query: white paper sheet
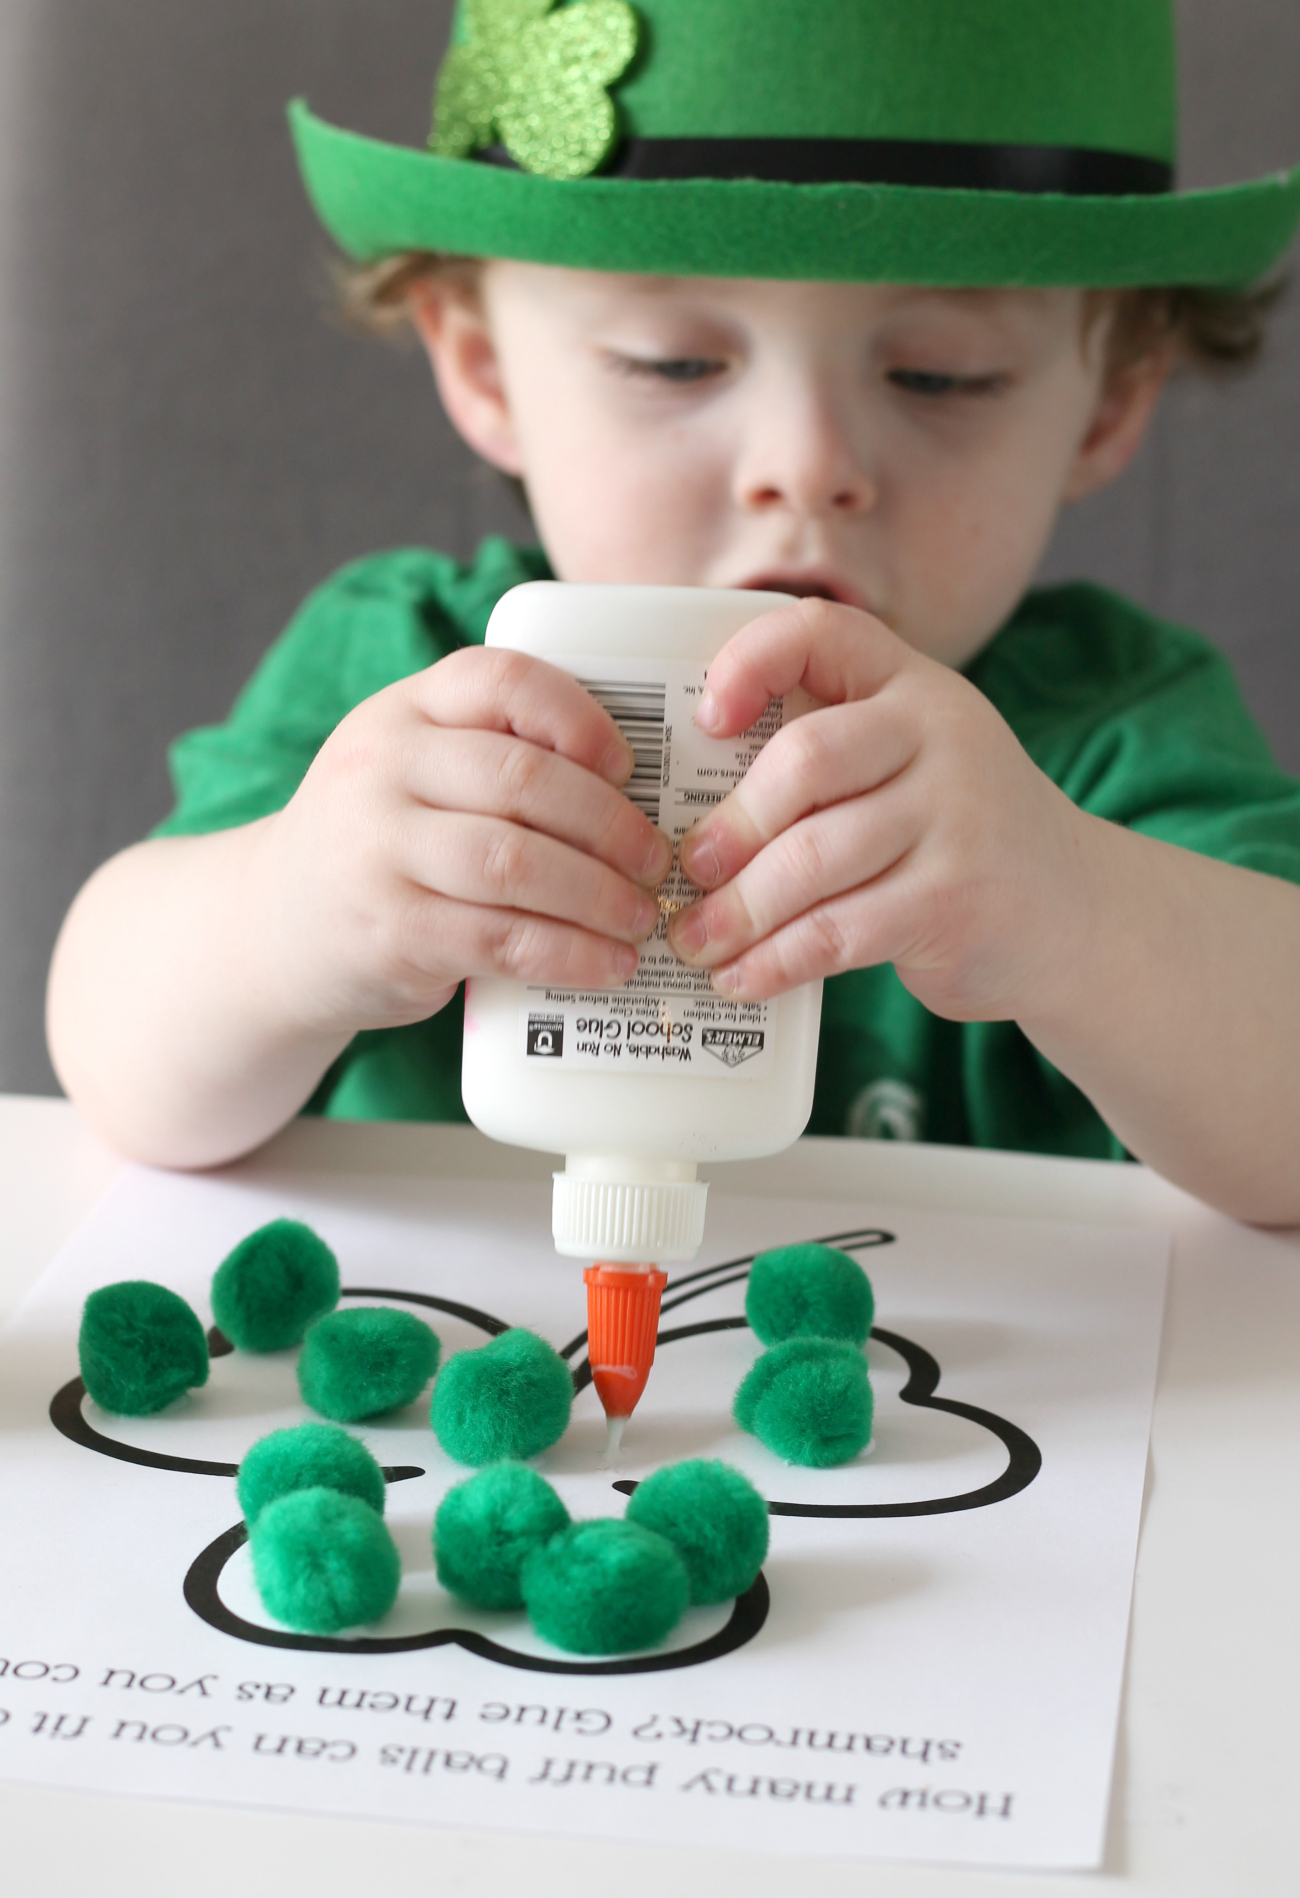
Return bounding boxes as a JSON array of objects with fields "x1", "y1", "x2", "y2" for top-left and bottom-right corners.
[{"x1": 0, "y1": 1162, "x2": 1167, "y2": 1871}]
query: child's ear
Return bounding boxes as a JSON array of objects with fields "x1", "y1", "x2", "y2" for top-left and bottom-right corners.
[
  {"x1": 410, "y1": 280, "x2": 525, "y2": 477},
  {"x1": 1063, "y1": 346, "x2": 1173, "y2": 502}
]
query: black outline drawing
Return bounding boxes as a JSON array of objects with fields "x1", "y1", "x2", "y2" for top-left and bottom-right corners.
[
  {"x1": 49, "y1": 1227, "x2": 1041, "y2": 1675},
  {"x1": 182, "y1": 1527, "x2": 770, "y2": 1677}
]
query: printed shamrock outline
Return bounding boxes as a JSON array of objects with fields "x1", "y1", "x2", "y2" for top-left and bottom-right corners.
[
  {"x1": 48, "y1": 1227, "x2": 1042, "y2": 1676},
  {"x1": 431, "y1": 0, "x2": 641, "y2": 181},
  {"x1": 51, "y1": 1286, "x2": 765, "y2": 1676}
]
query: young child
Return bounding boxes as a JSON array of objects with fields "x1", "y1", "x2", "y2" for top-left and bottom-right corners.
[{"x1": 46, "y1": 0, "x2": 1300, "y2": 1223}]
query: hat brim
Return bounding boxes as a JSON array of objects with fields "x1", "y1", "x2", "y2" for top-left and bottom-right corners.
[{"x1": 290, "y1": 101, "x2": 1300, "y2": 289}]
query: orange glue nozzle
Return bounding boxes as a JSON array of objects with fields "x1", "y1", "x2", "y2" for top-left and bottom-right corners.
[{"x1": 583, "y1": 1263, "x2": 669, "y2": 1426}]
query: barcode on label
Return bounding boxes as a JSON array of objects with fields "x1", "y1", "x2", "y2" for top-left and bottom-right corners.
[{"x1": 579, "y1": 678, "x2": 667, "y2": 824}]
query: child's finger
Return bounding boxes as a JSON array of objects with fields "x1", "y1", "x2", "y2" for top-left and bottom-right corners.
[
  {"x1": 400, "y1": 888, "x2": 640, "y2": 990},
  {"x1": 399, "y1": 810, "x2": 662, "y2": 946},
  {"x1": 679, "y1": 699, "x2": 915, "y2": 890},
  {"x1": 668, "y1": 781, "x2": 917, "y2": 970},
  {"x1": 697, "y1": 598, "x2": 910, "y2": 737},
  {"x1": 415, "y1": 647, "x2": 637, "y2": 785},
  {"x1": 403, "y1": 727, "x2": 673, "y2": 887},
  {"x1": 699, "y1": 866, "x2": 927, "y2": 1002}
]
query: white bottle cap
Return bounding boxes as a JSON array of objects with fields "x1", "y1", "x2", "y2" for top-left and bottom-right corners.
[{"x1": 552, "y1": 1155, "x2": 709, "y2": 1264}]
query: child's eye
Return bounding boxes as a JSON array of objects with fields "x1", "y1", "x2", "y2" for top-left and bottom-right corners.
[
  {"x1": 612, "y1": 355, "x2": 728, "y2": 384},
  {"x1": 888, "y1": 368, "x2": 1005, "y2": 398}
]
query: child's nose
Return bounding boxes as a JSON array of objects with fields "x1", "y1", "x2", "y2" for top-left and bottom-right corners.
[{"x1": 734, "y1": 395, "x2": 876, "y2": 521}]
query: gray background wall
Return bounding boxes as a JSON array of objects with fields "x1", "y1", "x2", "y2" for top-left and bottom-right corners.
[{"x1": 0, "y1": 0, "x2": 1296, "y2": 1096}]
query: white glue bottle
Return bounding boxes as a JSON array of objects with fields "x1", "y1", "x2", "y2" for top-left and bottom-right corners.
[{"x1": 461, "y1": 583, "x2": 823, "y2": 1450}]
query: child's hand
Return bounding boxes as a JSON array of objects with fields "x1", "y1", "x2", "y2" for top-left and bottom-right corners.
[
  {"x1": 252, "y1": 647, "x2": 673, "y2": 1035},
  {"x1": 666, "y1": 599, "x2": 1087, "y2": 1022}
]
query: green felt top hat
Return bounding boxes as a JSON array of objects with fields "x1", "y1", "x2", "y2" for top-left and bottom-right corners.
[{"x1": 289, "y1": 0, "x2": 1300, "y2": 287}]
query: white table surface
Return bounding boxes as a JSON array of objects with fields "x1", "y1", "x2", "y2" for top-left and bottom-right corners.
[{"x1": 1, "y1": 1093, "x2": 1296, "y2": 1898}]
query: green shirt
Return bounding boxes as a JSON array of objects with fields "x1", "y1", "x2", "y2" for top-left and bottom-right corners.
[{"x1": 155, "y1": 539, "x2": 1300, "y2": 1159}]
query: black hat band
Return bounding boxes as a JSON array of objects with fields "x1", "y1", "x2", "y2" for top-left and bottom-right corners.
[{"x1": 480, "y1": 138, "x2": 1174, "y2": 196}]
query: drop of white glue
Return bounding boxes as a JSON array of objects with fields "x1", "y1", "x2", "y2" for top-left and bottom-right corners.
[{"x1": 601, "y1": 1415, "x2": 628, "y2": 1466}]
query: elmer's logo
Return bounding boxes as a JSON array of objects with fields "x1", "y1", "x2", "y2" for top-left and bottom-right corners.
[
  {"x1": 526, "y1": 1015, "x2": 565, "y2": 1059},
  {"x1": 701, "y1": 1028, "x2": 764, "y2": 1068}
]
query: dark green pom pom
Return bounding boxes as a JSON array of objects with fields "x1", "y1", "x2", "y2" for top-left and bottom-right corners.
[
  {"x1": 211, "y1": 1219, "x2": 340, "y2": 1353},
  {"x1": 298, "y1": 1307, "x2": 440, "y2": 1422},
  {"x1": 435, "y1": 1463, "x2": 570, "y2": 1610},
  {"x1": 431, "y1": 1329, "x2": 573, "y2": 1465},
  {"x1": 734, "y1": 1338, "x2": 873, "y2": 1467},
  {"x1": 522, "y1": 1519, "x2": 689, "y2": 1655},
  {"x1": 249, "y1": 1487, "x2": 401, "y2": 1632},
  {"x1": 78, "y1": 1280, "x2": 209, "y2": 1416},
  {"x1": 625, "y1": 1459, "x2": 769, "y2": 1604},
  {"x1": 237, "y1": 1422, "x2": 386, "y2": 1528},
  {"x1": 745, "y1": 1243, "x2": 874, "y2": 1347}
]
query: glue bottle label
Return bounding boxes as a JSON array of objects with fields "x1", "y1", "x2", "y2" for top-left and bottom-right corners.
[{"x1": 518, "y1": 657, "x2": 784, "y2": 1081}]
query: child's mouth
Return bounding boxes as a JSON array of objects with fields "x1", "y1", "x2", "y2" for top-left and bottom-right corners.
[{"x1": 740, "y1": 572, "x2": 867, "y2": 610}]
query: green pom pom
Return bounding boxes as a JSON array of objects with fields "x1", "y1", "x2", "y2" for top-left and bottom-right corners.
[
  {"x1": 249, "y1": 1487, "x2": 401, "y2": 1633},
  {"x1": 78, "y1": 1281, "x2": 209, "y2": 1416},
  {"x1": 522, "y1": 1520, "x2": 689, "y2": 1656},
  {"x1": 734, "y1": 1338, "x2": 873, "y2": 1468},
  {"x1": 431, "y1": 1329, "x2": 573, "y2": 1466},
  {"x1": 237, "y1": 1422, "x2": 386, "y2": 1529},
  {"x1": 625, "y1": 1459, "x2": 769, "y2": 1604},
  {"x1": 745, "y1": 1243, "x2": 874, "y2": 1347},
  {"x1": 211, "y1": 1219, "x2": 340, "y2": 1353},
  {"x1": 434, "y1": 1463, "x2": 570, "y2": 1610},
  {"x1": 298, "y1": 1307, "x2": 440, "y2": 1422}
]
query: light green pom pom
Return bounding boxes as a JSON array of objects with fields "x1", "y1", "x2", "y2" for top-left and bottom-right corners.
[
  {"x1": 237, "y1": 1422, "x2": 386, "y2": 1528},
  {"x1": 249, "y1": 1487, "x2": 400, "y2": 1633},
  {"x1": 298, "y1": 1307, "x2": 440, "y2": 1421},
  {"x1": 734, "y1": 1338, "x2": 873, "y2": 1468},
  {"x1": 745, "y1": 1243, "x2": 874, "y2": 1347},
  {"x1": 626, "y1": 1459, "x2": 769, "y2": 1604},
  {"x1": 431, "y1": 1329, "x2": 573, "y2": 1465},
  {"x1": 435, "y1": 1463, "x2": 570, "y2": 1610},
  {"x1": 522, "y1": 1519, "x2": 689, "y2": 1655},
  {"x1": 78, "y1": 1281, "x2": 209, "y2": 1416},
  {"x1": 211, "y1": 1219, "x2": 339, "y2": 1353}
]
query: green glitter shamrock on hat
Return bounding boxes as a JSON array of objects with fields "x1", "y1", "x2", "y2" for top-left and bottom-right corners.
[
  {"x1": 432, "y1": 0, "x2": 640, "y2": 182},
  {"x1": 289, "y1": 0, "x2": 1299, "y2": 287}
]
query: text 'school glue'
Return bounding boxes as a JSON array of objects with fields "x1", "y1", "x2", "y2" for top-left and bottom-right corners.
[{"x1": 461, "y1": 584, "x2": 823, "y2": 1448}]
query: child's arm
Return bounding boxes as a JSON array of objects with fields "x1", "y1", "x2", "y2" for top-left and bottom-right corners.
[
  {"x1": 668, "y1": 600, "x2": 1300, "y2": 1226},
  {"x1": 48, "y1": 649, "x2": 671, "y2": 1167}
]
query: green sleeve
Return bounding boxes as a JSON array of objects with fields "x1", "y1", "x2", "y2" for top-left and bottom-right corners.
[
  {"x1": 936, "y1": 583, "x2": 1300, "y2": 1161},
  {"x1": 152, "y1": 540, "x2": 545, "y2": 837},
  {"x1": 147, "y1": 538, "x2": 549, "y2": 1129},
  {"x1": 974, "y1": 584, "x2": 1300, "y2": 883}
]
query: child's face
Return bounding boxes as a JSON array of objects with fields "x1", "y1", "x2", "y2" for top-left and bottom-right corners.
[{"x1": 420, "y1": 266, "x2": 1162, "y2": 668}]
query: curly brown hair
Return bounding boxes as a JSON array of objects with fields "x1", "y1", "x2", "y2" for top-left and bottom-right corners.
[
  {"x1": 331, "y1": 250, "x2": 1286, "y2": 382},
  {"x1": 1087, "y1": 279, "x2": 1286, "y2": 378},
  {"x1": 330, "y1": 252, "x2": 484, "y2": 334}
]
